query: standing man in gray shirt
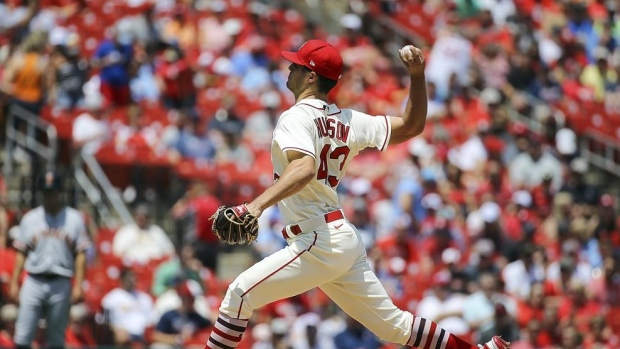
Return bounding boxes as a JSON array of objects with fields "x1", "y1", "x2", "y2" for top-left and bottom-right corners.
[{"x1": 8, "y1": 171, "x2": 91, "y2": 349}]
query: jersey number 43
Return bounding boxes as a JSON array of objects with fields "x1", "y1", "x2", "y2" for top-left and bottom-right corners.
[{"x1": 317, "y1": 144, "x2": 350, "y2": 187}]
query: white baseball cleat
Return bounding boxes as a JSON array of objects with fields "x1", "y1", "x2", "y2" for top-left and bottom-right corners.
[{"x1": 478, "y1": 336, "x2": 510, "y2": 349}]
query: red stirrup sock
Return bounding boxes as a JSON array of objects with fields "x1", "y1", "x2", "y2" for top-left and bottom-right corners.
[
  {"x1": 407, "y1": 316, "x2": 476, "y2": 349},
  {"x1": 205, "y1": 314, "x2": 248, "y2": 349}
]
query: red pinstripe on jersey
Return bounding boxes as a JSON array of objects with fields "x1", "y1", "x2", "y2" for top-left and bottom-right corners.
[
  {"x1": 380, "y1": 115, "x2": 390, "y2": 151},
  {"x1": 281, "y1": 146, "x2": 315, "y2": 158}
]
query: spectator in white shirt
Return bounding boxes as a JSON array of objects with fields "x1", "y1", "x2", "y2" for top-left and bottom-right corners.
[
  {"x1": 416, "y1": 271, "x2": 470, "y2": 335},
  {"x1": 112, "y1": 203, "x2": 175, "y2": 264},
  {"x1": 555, "y1": 126, "x2": 577, "y2": 162},
  {"x1": 71, "y1": 96, "x2": 109, "y2": 155},
  {"x1": 546, "y1": 239, "x2": 593, "y2": 286},
  {"x1": 462, "y1": 273, "x2": 517, "y2": 336},
  {"x1": 425, "y1": 29, "x2": 473, "y2": 101},
  {"x1": 508, "y1": 137, "x2": 563, "y2": 191},
  {"x1": 502, "y1": 244, "x2": 546, "y2": 300},
  {"x1": 448, "y1": 130, "x2": 488, "y2": 172},
  {"x1": 478, "y1": 0, "x2": 516, "y2": 26},
  {"x1": 101, "y1": 268, "x2": 155, "y2": 346},
  {"x1": 198, "y1": 1, "x2": 238, "y2": 53}
]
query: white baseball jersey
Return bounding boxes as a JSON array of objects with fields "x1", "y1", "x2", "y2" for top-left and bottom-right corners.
[{"x1": 272, "y1": 98, "x2": 391, "y2": 224}]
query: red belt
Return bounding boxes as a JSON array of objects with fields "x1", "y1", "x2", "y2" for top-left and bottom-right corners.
[{"x1": 282, "y1": 210, "x2": 344, "y2": 239}]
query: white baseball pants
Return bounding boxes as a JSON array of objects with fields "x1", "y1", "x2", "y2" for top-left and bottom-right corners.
[
  {"x1": 14, "y1": 274, "x2": 72, "y2": 347},
  {"x1": 219, "y1": 215, "x2": 415, "y2": 345}
]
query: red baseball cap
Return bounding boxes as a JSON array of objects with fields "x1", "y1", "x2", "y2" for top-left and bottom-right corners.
[
  {"x1": 281, "y1": 40, "x2": 343, "y2": 81},
  {"x1": 176, "y1": 282, "x2": 194, "y2": 299}
]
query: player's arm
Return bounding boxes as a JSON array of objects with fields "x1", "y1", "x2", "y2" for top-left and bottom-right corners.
[
  {"x1": 72, "y1": 220, "x2": 90, "y2": 303},
  {"x1": 9, "y1": 218, "x2": 31, "y2": 303},
  {"x1": 246, "y1": 151, "x2": 315, "y2": 218},
  {"x1": 388, "y1": 45, "x2": 428, "y2": 145},
  {"x1": 8, "y1": 250, "x2": 26, "y2": 302},
  {"x1": 72, "y1": 251, "x2": 86, "y2": 303}
]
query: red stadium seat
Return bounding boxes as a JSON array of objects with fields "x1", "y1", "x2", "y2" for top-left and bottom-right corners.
[
  {"x1": 95, "y1": 229, "x2": 116, "y2": 257},
  {"x1": 608, "y1": 307, "x2": 620, "y2": 334}
]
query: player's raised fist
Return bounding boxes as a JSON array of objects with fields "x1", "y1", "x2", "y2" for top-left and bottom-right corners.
[{"x1": 398, "y1": 45, "x2": 425, "y2": 76}]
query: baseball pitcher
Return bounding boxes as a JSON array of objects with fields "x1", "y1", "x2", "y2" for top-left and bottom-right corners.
[
  {"x1": 208, "y1": 40, "x2": 509, "y2": 349},
  {"x1": 9, "y1": 171, "x2": 90, "y2": 349}
]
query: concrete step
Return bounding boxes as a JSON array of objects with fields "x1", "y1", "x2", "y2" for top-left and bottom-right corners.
[{"x1": 287, "y1": 0, "x2": 347, "y2": 34}]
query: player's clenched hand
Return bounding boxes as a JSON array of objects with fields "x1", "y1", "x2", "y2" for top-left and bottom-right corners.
[{"x1": 399, "y1": 45, "x2": 425, "y2": 76}]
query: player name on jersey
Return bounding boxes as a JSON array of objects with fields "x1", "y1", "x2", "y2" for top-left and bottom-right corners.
[
  {"x1": 314, "y1": 117, "x2": 350, "y2": 142},
  {"x1": 32, "y1": 228, "x2": 74, "y2": 247}
]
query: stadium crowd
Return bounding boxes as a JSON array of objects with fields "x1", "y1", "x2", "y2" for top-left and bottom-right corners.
[{"x1": 0, "y1": 0, "x2": 620, "y2": 349}]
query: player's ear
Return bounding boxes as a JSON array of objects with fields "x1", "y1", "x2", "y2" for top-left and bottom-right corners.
[{"x1": 307, "y1": 71, "x2": 318, "y2": 84}]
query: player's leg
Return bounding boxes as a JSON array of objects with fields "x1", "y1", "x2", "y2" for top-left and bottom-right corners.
[
  {"x1": 14, "y1": 276, "x2": 46, "y2": 348},
  {"x1": 320, "y1": 256, "x2": 508, "y2": 349},
  {"x1": 44, "y1": 277, "x2": 72, "y2": 349},
  {"x1": 207, "y1": 230, "x2": 361, "y2": 349}
]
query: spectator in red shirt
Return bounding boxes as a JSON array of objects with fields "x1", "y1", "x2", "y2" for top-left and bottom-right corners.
[
  {"x1": 509, "y1": 319, "x2": 546, "y2": 349},
  {"x1": 531, "y1": 174, "x2": 555, "y2": 212},
  {"x1": 557, "y1": 280, "x2": 603, "y2": 332},
  {"x1": 375, "y1": 215, "x2": 418, "y2": 265},
  {"x1": 582, "y1": 315, "x2": 619, "y2": 349},
  {"x1": 515, "y1": 282, "x2": 545, "y2": 329},
  {"x1": 537, "y1": 304, "x2": 560, "y2": 347},
  {"x1": 474, "y1": 160, "x2": 512, "y2": 207},
  {"x1": 423, "y1": 227, "x2": 459, "y2": 266},
  {"x1": 65, "y1": 304, "x2": 96, "y2": 349},
  {"x1": 171, "y1": 181, "x2": 222, "y2": 271},
  {"x1": 156, "y1": 46, "x2": 196, "y2": 114},
  {"x1": 502, "y1": 191, "x2": 532, "y2": 242},
  {"x1": 0, "y1": 245, "x2": 16, "y2": 300},
  {"x1": 0, "y1": 212, "x2": 17, "y2": 299}
]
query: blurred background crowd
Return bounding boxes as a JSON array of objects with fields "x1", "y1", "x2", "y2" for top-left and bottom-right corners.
[{"x1": 0, "y1": 0, "x2": 620, "y2": 348}]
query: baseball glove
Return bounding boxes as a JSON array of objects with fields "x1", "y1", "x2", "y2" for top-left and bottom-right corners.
[{"x1": 209, "y1": 204, "x2": 259, "y2": 245}]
